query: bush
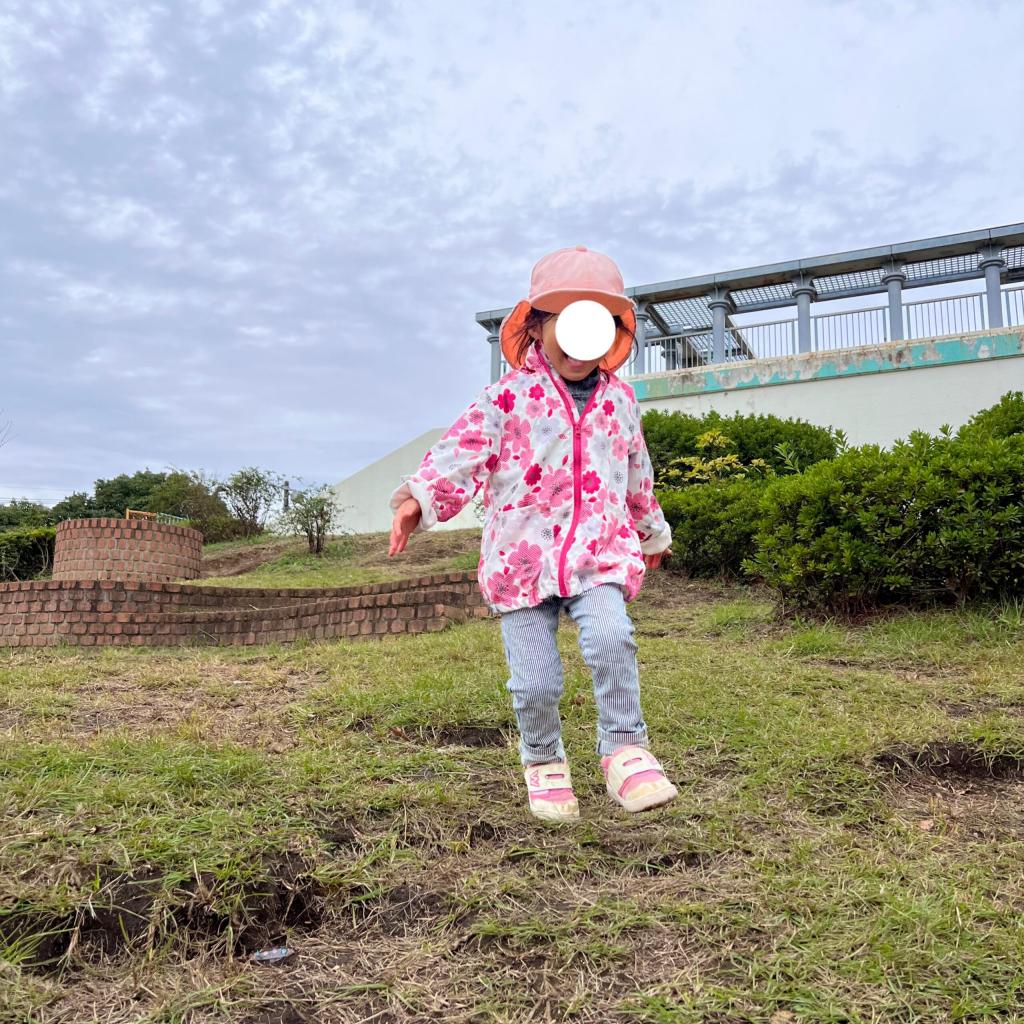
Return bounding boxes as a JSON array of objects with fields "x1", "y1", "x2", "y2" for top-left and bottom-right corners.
[
  {"x1": 745, "y1": 431, "x2": 1024, "y2": 613},
  {"x1": 0, "y1": 527, "x2": 56, "y2": 581},
  {"x1": 641, "y1": 408, "x2": 841, "y2": 485},
  {"x1": 958, "y1": 390, "x2": 1024, "y2": 440},
  {"x1": 277, "y1": 485, "x2": 344, "y2": 556},
  {"x1": 658, "y1": 477, "x2": 768, "y2": 578},
  {"x1": 200, "y1": 515, "x2": 253, "y2": 544}
]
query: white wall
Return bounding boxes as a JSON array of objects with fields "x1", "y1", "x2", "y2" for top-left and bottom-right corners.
[
  {"x1": 332, "y1": 429, "x2": 481, "y2": 535},
  {"x1": 641, "y1": 357, "x2": 1024, "y2": 445},
  {"x1": 630, "y1": 331, "x2": 1024, "y2": 446}
]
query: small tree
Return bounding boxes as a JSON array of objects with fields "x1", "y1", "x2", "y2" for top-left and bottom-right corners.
[
  {"x1": 148, "y1": 470, "x2": 235, "y2": 534},
  {"x1": 217, "y1": 467, "x2": 286, "y2": 537},
  {"x1": 279, "y1": 484, "x2": 343, "y2": 555},
  {"x1": 49, "y1": 492, "x2": 95, "y2": 522},
  {"x1": 92, "y1": 469, "x2": 168, "y2": 517}
]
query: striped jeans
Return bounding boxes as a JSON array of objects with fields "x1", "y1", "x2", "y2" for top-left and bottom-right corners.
[{"x1": 499, "y1": 583, "x2": 650, "y2": 765}]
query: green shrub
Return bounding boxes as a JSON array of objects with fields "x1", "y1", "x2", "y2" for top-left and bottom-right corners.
[
  {"x1": 958, "y1": 390, "x2": 1024, "y2": 440},
  {"x1": 200, "y1": 515, "x2": 253, "y2": 544},
  {"x1": 659, "y1": 477, "x2": 768, "y2": 578},
  {"x1": 0, "y1": 527, "x2": 56, "y2": 581},
  {"x1": 642, "y1": 408, "x2": 841, "y2": 485},
  {"x1": 745, "y1": 432, "x2": 1024, "y2": 613}
]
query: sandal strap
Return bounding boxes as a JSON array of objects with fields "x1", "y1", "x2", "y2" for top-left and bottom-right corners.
[
  {"x1": 606, "y1": 746, "x2": 663, "y2": 781},
  {"x1": 525, "y1": 762, "x2": 574, "y2": 792}
]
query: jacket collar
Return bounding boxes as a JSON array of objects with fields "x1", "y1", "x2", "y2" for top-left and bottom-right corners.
[{"x1": 523, "y1": 340, "x2": 610, "y2": 386}]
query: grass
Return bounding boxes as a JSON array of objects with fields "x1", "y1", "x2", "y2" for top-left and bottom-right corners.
[
  {"x1": 2, "y1": 559, "x2": 1024, "y2": 1021},
  {"x1": 199, "y1": 527, "x2": 481, "y2": 588}
]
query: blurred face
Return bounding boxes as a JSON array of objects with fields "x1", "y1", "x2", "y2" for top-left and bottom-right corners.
[{"x1": 531, "y1": 312, "x2": 603, "y2": 381}]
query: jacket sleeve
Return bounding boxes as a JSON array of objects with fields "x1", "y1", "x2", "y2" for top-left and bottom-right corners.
[
  {"x1": 389, "y1": 388, "x2": 503, "y2": 532},
  {"x1": 626, "y1": 411, "x2": 673, "y2": 556}
]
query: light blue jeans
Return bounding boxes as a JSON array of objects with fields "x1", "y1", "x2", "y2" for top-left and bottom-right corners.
[{"x1": 499, "y1": 583, "x2": 650, "y2": 765}]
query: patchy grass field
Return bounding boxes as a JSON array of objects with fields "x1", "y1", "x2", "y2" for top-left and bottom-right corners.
[{"x1": 3, "y1": 562, "x2": 1024, "y2": 1022}]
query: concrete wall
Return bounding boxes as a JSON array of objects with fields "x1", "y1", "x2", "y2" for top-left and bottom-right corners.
[
  {"x1": 630, "y1": 328, "x2": 1024, "y2": 445},
  {"x1": 333, "y1": 429, "x2": 481, "y2": 535}
]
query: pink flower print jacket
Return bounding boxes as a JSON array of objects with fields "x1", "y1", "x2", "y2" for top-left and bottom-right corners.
[{"x1": 389, "y1": 341, "x2": 672, "y2": 613}]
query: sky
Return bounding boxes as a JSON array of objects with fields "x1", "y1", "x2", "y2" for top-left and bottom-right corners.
[{"x1": 1, "y1": 0, "x2": 1022, "y2": 503}]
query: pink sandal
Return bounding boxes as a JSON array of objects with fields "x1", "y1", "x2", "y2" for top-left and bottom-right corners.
[
  {"x1": 602, "y1": 746, "x2": 678, "y2": 812},
  {"x1": 524, "y1": 761, "x2": 579, "y2": 822}
]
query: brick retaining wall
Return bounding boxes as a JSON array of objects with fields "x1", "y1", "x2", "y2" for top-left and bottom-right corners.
[
  {"x1": 53, "y1": 518, "x2": 203, "y2": 582},
  {"x1": 0, "y1": 571, "x2": 489, "y2": 648}
]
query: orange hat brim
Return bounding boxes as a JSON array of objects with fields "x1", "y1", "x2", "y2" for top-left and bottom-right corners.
[{"x1": 499, "y1": 299, "x2": 636, "y2": 374}]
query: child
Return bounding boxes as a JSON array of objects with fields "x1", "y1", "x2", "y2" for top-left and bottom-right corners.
[{"x1": 389, "y1": 244, "x2": 676, "y2": 822}]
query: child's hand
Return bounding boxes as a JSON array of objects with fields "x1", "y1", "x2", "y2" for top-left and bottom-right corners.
[
  {"x1": 389, "y1": 498, "x2": 422, "y2": 556},
  {"x1": 644, "y1": 549, "x2": 671, "y2": 570}
]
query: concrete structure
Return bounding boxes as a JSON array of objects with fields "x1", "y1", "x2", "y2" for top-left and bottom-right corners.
[
  {"x1": 630, "y1": 328, "x2": 1024, "y2": 446},
  {"x1": 332, "y1": 429, "x2": 481, "y2": 535}
]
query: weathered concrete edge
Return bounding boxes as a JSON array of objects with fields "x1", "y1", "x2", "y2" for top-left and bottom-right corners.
[{"x1": 630, "y1": 329, "x2": 1024, "y2": 401}]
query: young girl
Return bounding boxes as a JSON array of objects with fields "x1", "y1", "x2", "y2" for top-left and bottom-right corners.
[{"x1": 388, "y1": 244, "x2": 676, "y2": 822}]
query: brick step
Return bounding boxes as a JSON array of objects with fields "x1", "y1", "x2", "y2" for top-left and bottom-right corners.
[{"x1": 0, "y1": 573, "x2": 490, "y2": 648}]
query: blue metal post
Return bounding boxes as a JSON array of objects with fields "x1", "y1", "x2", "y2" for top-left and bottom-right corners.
[
  {"x1": 488, "y1": 331, "x2": 501, "y2": 383},
  {"x1": 708, "y1": 289, "x2": 732, "y2": 363},
  {"x1": 634, "y1": 302, "x2": 650, "y2": 374},
  {"x1": 881, "y1": 262, "x2": 906, "y2": 341},
  {"x1": 791, "y1": 276, "x2": 816, "y2": 354},
  {"x1": 979, "y1": 245, "x2": 1006, "y2": 328}
]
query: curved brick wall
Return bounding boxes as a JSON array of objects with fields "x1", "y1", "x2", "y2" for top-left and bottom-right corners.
[
  {"x1": 0, "y1": 572, "x2": 488, "y2": 647},
  {"x1": 53, "y1": 518, "x2": 203, "y2": 583}
]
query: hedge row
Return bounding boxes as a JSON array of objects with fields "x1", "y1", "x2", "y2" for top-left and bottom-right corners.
[
  {"x1": 657, "y1": 393, "x2": 1024, "y2": 614},
  {"x1": 0, "y1": 527, "x2": 57, "y2": 582}
]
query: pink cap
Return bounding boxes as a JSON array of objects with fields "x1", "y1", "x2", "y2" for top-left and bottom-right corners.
[{"x1": 499, "y1": 245, "x2": 637, "y2": 373}]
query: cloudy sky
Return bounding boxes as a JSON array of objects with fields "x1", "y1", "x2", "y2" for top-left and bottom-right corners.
[{"x1": 1, "y1": 0, "x2": 1022, "y2": 503}]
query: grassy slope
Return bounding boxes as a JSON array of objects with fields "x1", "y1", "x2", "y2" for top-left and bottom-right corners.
[
  {"x1": 199, "y1": 529, "x2": 482, "y2": 588},
  {"x1": 2, "y1": 562, "x2": 1024, "y2": 1021}
]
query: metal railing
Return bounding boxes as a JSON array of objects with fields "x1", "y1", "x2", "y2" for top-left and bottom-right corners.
[
  {"x1": 629, "y1": 284, "x2": 1024, "y2": 376},
  {"x1": 904, "y1": 291, "x2": 986, "y2": 339},
  {"x1": 126, "y1": 509, "x2": 190, "y2": 526},
  {"x1": 729, "y1": 319, "x2": 797, "y2": 360},
  {"x1": 1005, "y1": 284, "x2": 1024, "y2": 328},
  {"x1": 813, "y1": 305, "x2": 888, "y2": 350}
]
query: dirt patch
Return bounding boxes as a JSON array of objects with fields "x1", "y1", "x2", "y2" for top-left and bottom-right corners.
[
  {"x1": 200, "y1": 539, "x2": 296, "y2": 578},
  {"x1": 874, "y1": 740, "x2": 1024, "y2": 781},
  {"x1": 875, "y1": 739, "x2": 1024, "y2": 841},
  {"x1": 381, "y1": 723, "x2": 512, "y2": 748},
  {"x1": 902, "y1": 775, "x2": 1024, "y2": 835},
  {"x1": 4, "y1": 854, "x2": 323, "y2": 971},
  {"x1": 635, "y1": 571, "x2": 752, "y2": 610},
  {"x1": 348, "y1": 528, "x2": 481, "y2": 569},
  {"x1": 590, "y1": 834, "x2": 708, "y2": 875}
]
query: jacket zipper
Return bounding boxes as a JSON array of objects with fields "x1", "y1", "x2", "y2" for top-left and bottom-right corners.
[{"x1": 539, "y1": 354, "x2": 605, "y2": 597}]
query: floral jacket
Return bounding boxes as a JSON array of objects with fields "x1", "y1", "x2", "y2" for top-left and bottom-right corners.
[{"x1": 389, "y1": 341, "x2": 672, "y2": 613}]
